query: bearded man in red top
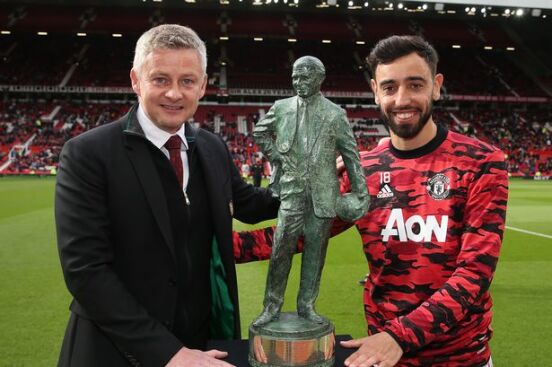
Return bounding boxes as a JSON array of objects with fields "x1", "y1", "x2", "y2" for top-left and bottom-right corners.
[{"x1": 336, "y1": 35, "x2": 508, "y2": 367}]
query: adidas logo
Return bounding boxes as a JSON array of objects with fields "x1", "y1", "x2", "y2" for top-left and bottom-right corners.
[{"x1": 377, "y1": 184, "x2": 394, "y2": 199}]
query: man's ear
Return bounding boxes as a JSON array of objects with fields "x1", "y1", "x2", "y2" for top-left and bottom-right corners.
[
  {"x1": 371, "y1": 79, "x2": 380, "y2": 105},
  {"x1": 433, "y1": 73, "x2": 444, "y2": 101},
  {"x1": 130, "y1": 69, "x2": 140, "y2": 96}
]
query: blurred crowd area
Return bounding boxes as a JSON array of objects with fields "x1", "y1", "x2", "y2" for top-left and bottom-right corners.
[{"x1": 1, "y1": 101, "x2": 551, "y2": 178}]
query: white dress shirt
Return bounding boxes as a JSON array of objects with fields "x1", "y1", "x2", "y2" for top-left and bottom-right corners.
[{"x1": 136, "y1": 104, "x2": 190, "y2": 190}]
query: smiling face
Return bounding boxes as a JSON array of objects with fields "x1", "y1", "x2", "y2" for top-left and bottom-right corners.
[
  {"x1": 130, "y1": 48, "x2": 207, "y2": 134},
  {"x1": 371, "y1": 52, "x2": 443, "y2": 141}
]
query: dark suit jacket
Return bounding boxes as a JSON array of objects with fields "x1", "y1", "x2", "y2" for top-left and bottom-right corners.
[{"x1": 55, "y1": 104, "x2": 278, "y2": 367}]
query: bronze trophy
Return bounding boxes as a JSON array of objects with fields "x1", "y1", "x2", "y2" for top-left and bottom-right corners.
[{"x1": 249, "y1": 56, "x2": 369, "y2": 367}]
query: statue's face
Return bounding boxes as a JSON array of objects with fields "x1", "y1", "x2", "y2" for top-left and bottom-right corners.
[{"x1": 292, "y1": 64, "x2": 323, "y2": 98}]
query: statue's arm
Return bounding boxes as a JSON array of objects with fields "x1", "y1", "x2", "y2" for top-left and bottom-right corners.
[
  {"x1": 253, "y1": 105, "x2": 280, "y2": 162},
  {"x1": 336, "y1": 111, "x2": 368, "y2": 197}
]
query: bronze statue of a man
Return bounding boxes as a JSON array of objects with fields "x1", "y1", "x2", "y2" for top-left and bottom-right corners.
[{"x1": 252, "y1": 56, "x2": 368, "y2": 326}]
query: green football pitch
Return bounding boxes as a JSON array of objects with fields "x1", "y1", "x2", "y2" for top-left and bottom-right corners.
[{"x1": 0, "y1": 176, "x2": 550, "y2": 366}]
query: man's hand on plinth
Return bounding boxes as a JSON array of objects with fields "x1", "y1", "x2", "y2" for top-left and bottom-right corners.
[
  {"x1": 340, "y1": 332, "x2": 403, "y2": 367},
  {"x1": 165, "y1": 346, "x2": 234, "y2": 367}
]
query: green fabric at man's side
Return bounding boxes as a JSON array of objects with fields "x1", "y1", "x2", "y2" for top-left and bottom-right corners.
[{"x1": 209, "y1": 238, "x2": 235, "y2": 339}]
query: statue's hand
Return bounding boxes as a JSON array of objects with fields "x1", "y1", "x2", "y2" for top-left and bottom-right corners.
[
  {"x1": 336, "y1": 192, "x2": 369, "y2": 223},
  {"x1": 271, "y1": 151, "x2": 290, "y2": 168}
]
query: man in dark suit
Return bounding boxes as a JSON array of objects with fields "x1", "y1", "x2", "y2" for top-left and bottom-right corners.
[{"x1": 55, "y1": 24, "x2": 278, "y2": 367}]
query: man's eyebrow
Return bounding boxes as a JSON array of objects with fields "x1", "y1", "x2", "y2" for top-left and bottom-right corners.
[
  {"x1": 406, "y1": 76, "x2": 427, "y2": 83},
  {"x1": 148, "y1": 71, "x2": 169, "y2": 77},
  {"x1": 379, "y1": 76, "x2": 427, "y2": 86},
  {"x1": 379, "y1": 79, "x2": 395, "y2": 87}
]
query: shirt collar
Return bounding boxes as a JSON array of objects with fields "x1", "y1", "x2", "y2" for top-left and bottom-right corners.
[
  {"x1": 298, "y1": 91, "x2": 321, "y2": 107},
  {"x1": 136, "y1": 104, "x2": 188, "y2": 150}
]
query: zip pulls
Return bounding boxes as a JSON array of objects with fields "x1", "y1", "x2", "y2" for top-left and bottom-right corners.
[{"x1": 183, "y1": 190, "x2": 190, "y2": 205}]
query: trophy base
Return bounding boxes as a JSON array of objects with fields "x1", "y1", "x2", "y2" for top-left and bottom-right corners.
[{"x1": 248, "y1": 312, "x2": 335, "y2": 367}]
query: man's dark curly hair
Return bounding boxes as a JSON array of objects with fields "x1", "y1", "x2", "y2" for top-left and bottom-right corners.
[{"x1": 366, "y1": 35, "x2": 439, "y2": 77}]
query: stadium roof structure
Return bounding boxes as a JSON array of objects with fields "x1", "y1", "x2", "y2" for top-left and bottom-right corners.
[
  {"x1": 4, "y1": 0, "x2": 552, "y2": 12},
  {"x1": 0, "y1": 0, "x2": 549, "y2": 22},
  {"x1": 412, "y1": 0, "x2": 552, "y2": 10}
]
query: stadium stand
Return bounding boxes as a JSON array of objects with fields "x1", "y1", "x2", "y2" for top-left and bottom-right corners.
[{"x1": 0, "y1": 1, "x2": 551, "y2": 178}]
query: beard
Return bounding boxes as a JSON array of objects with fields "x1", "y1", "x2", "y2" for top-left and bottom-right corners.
[{"x1": 380, "y1": 101, "x2": 434, "y2": 140}]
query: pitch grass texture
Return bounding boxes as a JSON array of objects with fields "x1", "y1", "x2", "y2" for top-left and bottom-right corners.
[{"x1": 0, "y1": 177, "x2": 551, "y2": 366}]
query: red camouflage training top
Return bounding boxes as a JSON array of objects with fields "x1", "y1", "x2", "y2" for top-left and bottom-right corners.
[{"x1": 340, "y1": 125, "x2": 508, "y2": 367}]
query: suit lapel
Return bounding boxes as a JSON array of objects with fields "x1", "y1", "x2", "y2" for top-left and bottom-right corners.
[
  {"x1": 122, "y1": 106, "x2": 176, "y2": 262},
  {"x1": 194, "y1": 128, "x2": 224, "y2": 201}
]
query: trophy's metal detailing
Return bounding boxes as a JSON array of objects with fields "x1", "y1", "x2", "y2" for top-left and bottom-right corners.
[{"x1": 249, "y1": 313, "x2": 335, "y2": 367}]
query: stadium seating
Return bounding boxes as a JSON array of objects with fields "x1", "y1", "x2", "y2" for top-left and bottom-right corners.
[
  {"x1": 1, "y1": 3, "x2": 549, "y2": 97},
  {"x1": 1, "y1": 100, "x2": 550, "y2": 177},
  {"x1": 0, "y1": 2, "x2": 551, "y2": 177}
]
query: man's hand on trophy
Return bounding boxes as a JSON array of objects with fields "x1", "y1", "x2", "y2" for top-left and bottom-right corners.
[
  {"x1": 253, "y1": 336, "x2": 268, "y2": 363},
  {"x1": 340, "y1": 332, "x2": 403, "y2": 367},
  {"x1": 165, "y1": 346, "x2": 235, "y2": 367},
  {"x1": 336, "y1": 155, "x2": 346, "y2": 174}
]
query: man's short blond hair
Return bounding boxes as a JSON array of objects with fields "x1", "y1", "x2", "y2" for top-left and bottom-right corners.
[{"x1": 133, "y1": 24, "x2": 207, "y2": 74}]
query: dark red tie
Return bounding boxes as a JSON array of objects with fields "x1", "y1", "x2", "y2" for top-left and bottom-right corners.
[{"x1": 164, "y1": 135, "x2": 183, "y2": 188}]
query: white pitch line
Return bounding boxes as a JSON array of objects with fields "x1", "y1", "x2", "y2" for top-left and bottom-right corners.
[{"x1": 506, "y1": 226, "x2": 552, "y2": 240}]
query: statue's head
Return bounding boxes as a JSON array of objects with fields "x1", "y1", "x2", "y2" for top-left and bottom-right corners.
[{"x1": 292, "y1": 56, "x2": 325, "y2": 98}]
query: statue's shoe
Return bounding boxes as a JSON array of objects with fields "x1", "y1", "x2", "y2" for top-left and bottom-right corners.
[
  {"x1": 298, "y1": 309, "x2": 326, "y2": 324},
  {"x1": 252, "y1": 307, "x2": 279, "y2": 327}
]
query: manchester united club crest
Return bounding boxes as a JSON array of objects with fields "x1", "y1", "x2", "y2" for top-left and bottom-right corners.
[{"x1": 427, "y1": 173, "x2": 451, "y2": 200}]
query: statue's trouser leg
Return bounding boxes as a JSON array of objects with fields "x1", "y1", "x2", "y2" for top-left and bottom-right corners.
[
  {"x1": 263, "y1": 201, "x2": 305, "y2": 312},
  {"x1": 297, "y1": 207, "x2": 332, "y2": 314}
]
